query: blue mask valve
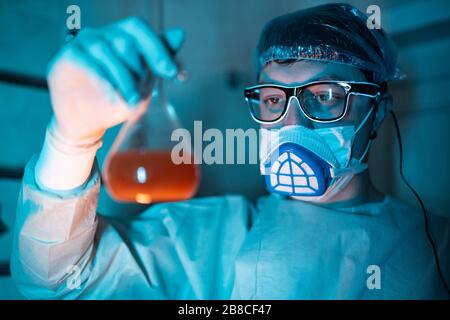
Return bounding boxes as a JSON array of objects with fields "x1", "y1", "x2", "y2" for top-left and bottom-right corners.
[{"x1": 264, "y1": 143, "x2": 332, "y2": 197}]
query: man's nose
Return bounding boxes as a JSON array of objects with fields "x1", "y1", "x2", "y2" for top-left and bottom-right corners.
[{"x1": 279, "y1": 97, "x2": 314, "y2": 128}]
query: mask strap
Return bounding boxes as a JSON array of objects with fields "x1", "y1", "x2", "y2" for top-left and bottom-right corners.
[
  {"x1": 330, "y1": 162, "x2": 368, "y2": 178},
  {"x1": 333, "y1": 105, "x2": 375, "y2": 178},
  {"x1": 330, "y1": 137, "x2": 372, "y2": 178},
  {"x1": 355, "y1": 105, "x2": 375, "y2": 134},
  {"x1": 358, "y1": 139, "x2": 372, "y2": 162},
  {"x1": 349, "y1": 102, "x2": 377, "y2": 161}
]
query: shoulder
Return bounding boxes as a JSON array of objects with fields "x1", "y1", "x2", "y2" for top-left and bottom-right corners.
[
  {"x1": 381, "y1": 196, "x2": 450, "y2": 298},
  {"x1": 382, "y1": 195, "x2": 419, "y2": 214},
  {"x1": 147, "y1": 194, "x2": 251, "y2": 214},
  {"x1": 382, "y1": 195, "x2": 450, "y2": 255},
  {"x1": 383, "y1": 194, "x2": 449, "y2": 224},
  {"x1": 139, "y1": 194, "x2": 254, "y2": 228}
]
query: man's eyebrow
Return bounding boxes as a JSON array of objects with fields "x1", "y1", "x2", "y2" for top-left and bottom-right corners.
[
  {"x1": 258, "y1": 74, "x2": 345, "y2": 86},
  {"x1": 257, "y1": 80, "x2": 274, "y2": 85},
  {"x1": 314, "y1": 74, "x2": 344, "y2": 81}
]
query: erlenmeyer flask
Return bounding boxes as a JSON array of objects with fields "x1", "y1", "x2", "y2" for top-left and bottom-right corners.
[{"x1": 103, "y1": 79, "x2": 200, "y2": 204}]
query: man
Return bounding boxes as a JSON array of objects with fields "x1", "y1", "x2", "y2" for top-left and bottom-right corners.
[{"x1": 11, "y1": 3, "x2": 449, "y2": 299}]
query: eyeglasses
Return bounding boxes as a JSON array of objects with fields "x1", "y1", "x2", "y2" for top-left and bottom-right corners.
[{"x1": 244, "y1": 80, "x2": 381, "y2": 124}]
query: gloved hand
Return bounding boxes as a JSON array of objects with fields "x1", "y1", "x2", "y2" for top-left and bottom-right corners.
[
  {"x1": 47, "y1": 17, "x2": 185, "y2": 144},
  {"x1": 35, "y1": 17, "x2": 185, "y2": 191}
]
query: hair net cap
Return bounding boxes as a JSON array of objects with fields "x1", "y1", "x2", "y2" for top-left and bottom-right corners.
[{"x1": 256, "y1": 3, "x2": 404, "y2": 82}]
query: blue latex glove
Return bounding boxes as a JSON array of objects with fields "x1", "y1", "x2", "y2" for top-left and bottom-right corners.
[{"x1": 47, "y1": 17, "x2": 185, "y2": 143}]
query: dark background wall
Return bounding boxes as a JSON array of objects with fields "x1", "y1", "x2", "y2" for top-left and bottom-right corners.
[{"x1": 0, "y1": 0, "x2": 449, "y2": 298}]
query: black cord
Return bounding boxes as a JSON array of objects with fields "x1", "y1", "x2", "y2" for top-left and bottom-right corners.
[
  {"x1": 0, "y1": 261, "x2": 11, "y2": 276},
  {"x1": 390, "y1": 110, "x2": 450, "y2": 296}
]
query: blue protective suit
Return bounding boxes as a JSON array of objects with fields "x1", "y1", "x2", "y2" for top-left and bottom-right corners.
[{"x1": 10, "y1": 155, "x2": 450, "y2": 299}]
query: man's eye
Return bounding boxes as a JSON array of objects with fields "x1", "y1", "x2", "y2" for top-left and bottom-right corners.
[
  {"x1": 263, "y1": 96, "x2": 283, "y2": 106},
  {"x1": 313, "y1": 92, "x2": 344, "y2": 105}
]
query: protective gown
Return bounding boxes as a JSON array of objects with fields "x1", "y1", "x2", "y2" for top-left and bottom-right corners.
[{"x1": 10, "y1": 155, "x2": 450, "y2": 299}]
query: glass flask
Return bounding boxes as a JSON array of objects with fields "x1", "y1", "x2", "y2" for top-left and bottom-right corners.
[{"x1": 102, "y1": 79, "x2": 200, "y2": 204}]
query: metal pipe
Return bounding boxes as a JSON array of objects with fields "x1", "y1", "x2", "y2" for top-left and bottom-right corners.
[
  {"x1": 0, "y1": 70, "x2": 48, "y2": 90},
  {"x1": 0, "y1": 167, "x2": 24, "y2": 180}
]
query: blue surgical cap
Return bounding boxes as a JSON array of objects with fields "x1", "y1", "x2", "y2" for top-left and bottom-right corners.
[{"x1": 256, "y1": 3, "x2": 403, "y2": 82}]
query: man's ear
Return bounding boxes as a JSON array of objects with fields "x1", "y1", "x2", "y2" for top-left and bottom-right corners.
[{"x1": 371, "y1": 92, "x2": 393, "y2": 136}]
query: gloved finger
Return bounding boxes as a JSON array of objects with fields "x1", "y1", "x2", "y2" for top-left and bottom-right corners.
[
  {"x1": 77, "y1": 30, "x2": 140, "y2": 105},
  {"x1": 161, "y1": 28, "x2": 185, "y2": 54},
  {"x1": 48, "y1": 42, "x2": 130, "y2": 108},
  {"x1": 102, "y1": 25, "x2": 154, "y2": 101},
  {"x1": 102, "y1": 25, "x2": 148, "y2": 80},
  {"x1": 114, "y1": 17, "x2": 178, "y2": 79},
  {"x1": 48, "y1": 42, "x2": 111, "y2": 86}
]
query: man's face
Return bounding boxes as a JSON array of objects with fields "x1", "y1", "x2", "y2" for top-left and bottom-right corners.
[{"x1": 259, "y1": 60, "x2": 376, "y2": 160}]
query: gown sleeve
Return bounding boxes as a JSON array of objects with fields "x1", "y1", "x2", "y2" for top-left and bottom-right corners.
[{"x1": 11, "y1": 154, "x2": 255, "y2": 299}]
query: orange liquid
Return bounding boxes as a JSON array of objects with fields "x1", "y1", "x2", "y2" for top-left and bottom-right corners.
[{"x1": 104, "y1": 150, "x2": 200, "y2": 204}]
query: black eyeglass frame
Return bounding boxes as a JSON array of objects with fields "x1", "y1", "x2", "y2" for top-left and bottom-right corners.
[{"x1": 244, "y1": 80, "x2": 382, "y2": 124}]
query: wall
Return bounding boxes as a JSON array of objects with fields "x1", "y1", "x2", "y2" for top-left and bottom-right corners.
[{"x1": 0, "y1": 0, "x2": 449, "y2": 298}]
